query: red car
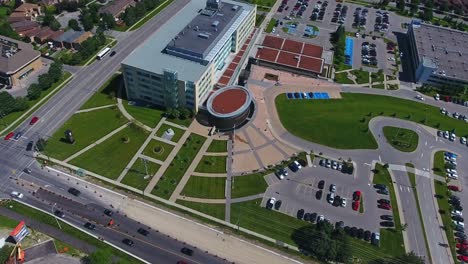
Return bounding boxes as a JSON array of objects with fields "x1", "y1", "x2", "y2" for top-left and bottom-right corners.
[
  {"x1": 352, "y1": 201, "x2": 360, "y2": 211},
  {"x1": 457, "y1": 238, "x2": 468, "y2": 245},
  {"x1": 448, "y1": 185, "x2": 461, "y2": 192},
  {"x1": 458, "y1": 255, "x2": 468, "y2": 262},
  {"x1": 4, "y1": 132, "x2": 14, "y2": 140},
  {"x1": 380, "y1": 204, "x2": 391, "y2": 210},
  {"x1": 353, "y1": 191, "x2": 362, "y2": 201},
  {"x1": 457, "y1": 243, "x2": 468, "y2": 249},
  {"x1": 29, "y1": 116, "x2": 39, "y2": 125}
]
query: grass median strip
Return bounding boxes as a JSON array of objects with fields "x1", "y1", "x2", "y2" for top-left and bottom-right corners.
[
  {"x1": 432, "y1": 150, "x2": 446, "y2": 177},
  {"x1": 275, "y1": 93, "x2": 468, "y2": 149},
  {"x1": 181, "y1": 176, "x2": 226, "y2": 199},
  {"x1": 383, "y1": 126, "x2": 419, "y2": 152},
  {"x1": 152, "y1": 133, "x2": 206, "y2": 199}
]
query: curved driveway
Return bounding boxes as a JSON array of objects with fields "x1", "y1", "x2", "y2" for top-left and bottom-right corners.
[{"x1": 263, "y1": 82, "x2": 468, "y2": 264}]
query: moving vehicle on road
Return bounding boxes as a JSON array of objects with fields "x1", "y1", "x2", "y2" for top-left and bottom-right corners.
[
  {"x1": 54, "y1": 210, "x2": 65, "y2": 218},
  {"x1": 122, "y1": 238, "x2": 134, "y2": 246},
  {"x1": 14, "y1": 132, "x2": 22, "y2": 140},
  {"x1": 109, "y1": 51, "x2": 117, "y2": 57},
  {"x1": 26, "y1": 141, "x2": 34, "y2": 151},
  {"x1": 29, "y1": 116, "x2": 39, "y2": 125},
  {"x1": 97, "y1": 47, "x2": 111, "y2": 60},
  {"x1": 104, "y1": 209, "x2": 113, "y2": 216},
  {"x1": 181, "y1": 247, "x2": 193, "y2": 256},
  {"x1": 84, "y1": 222, "x2": 96, "y2": 230},
  {"x1": 68, "y1": 188, "x2": 81, "y2": 196},
  {"x1": 23, "y1": 168, "x2": 31, "y2": 174},
  {"x1": 10, "y1": 191, "x2": 24, "y2": 199},
  {"x1": 137, "y1": 228, "x2": 149, "y2": 236}
]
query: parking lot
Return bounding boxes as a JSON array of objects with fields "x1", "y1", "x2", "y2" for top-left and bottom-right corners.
[{"x1": 261, "y1": 157, "x2": 395, "y2": 233}]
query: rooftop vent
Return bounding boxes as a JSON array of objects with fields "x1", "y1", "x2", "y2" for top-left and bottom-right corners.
[
  {"x1": 232, "y1": 5, "x2": 239, "y2": 11},
  {"x1": 198, "y1": 33, "x2": 210, "y2": 39},
  {"x1": 212, "y1": 20, "x2": 219, "y2": 27},
  {"x1": 194, "y1": 26, "x2": 199, "y2": 31}
]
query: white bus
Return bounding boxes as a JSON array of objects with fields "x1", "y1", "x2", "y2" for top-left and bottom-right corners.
[{"x1": 96, "y1": 47, "x2": 111, "y2": 60}]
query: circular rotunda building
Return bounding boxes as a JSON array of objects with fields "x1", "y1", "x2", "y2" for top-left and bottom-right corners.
[{"x1": 206, "y1": 85, "x2": 254, "y2": 130}]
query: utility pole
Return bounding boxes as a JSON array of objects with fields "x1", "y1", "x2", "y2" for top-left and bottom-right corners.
[
  {"x1": 141, "y1": 157, "x2": 149, "y2": 178},
  {"x1": 51, "y1": 203, "x2": 62, "y2": 229}
]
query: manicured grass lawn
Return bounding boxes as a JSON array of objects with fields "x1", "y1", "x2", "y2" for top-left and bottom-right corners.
[
  {"x1": 335, "y1": 63, "x2": 352, "y2": 71},
  {"x1": 383, "y1": 126, "x2": 419, "y2": 152},
  {"x1": 1, "y1": 72, "x2": 72, "y2": 135},
  {"x1": 123, "y1": 101, "x2": 165, "y2": 128},
  {"x1": 371, "y1": 71, "x2": 385, "y2": 83},
  {"x1": 207, "y1": 140, "x2": 227, "y2": 152},
  {"x1": 70, "y1": 124, "x2": 149, "y2": 180},
  {"x1": 434, "y1": 179, "x2": 457, "y2": 263},
  {"x1": 181, "y1": 176, "x2": 226, "y2": 199},
  {"x1": 129, "y1": 0, "x2": 174, "y2": 30},
  {"x1": 0, "y1": 215, "x2": 19, "y2": 228},
  {"x1": 373, "y1": 83, "x2": 385, "y2": 89},
  {"x1": 275, "y1": 93, "x2": 468, "y2": 149},
  {"x1": 152, "y1": 134, "x2": 206, "y2": 199},
  {"x1": 245, "y1": 0, "x2": 276, "y2": 7},
  {"x1": 265, "y1": 18, "x2": 277, "y2": 33},
  {"x1": 0, "y1": 7, "x2": 9, "y2": 18},
  {"x1": 352, "y1": 69, "x2": 369, "y2": 84},
  {"x1": 156, "y1": 123, "x2": 184, "y2": 142},
  {"x1": 142, "y1": 139, "x2": 174, "y2": 162},
  {"x1": 231, "y1": 173, "x2": 268, "y2": 198},
  {"x1": 256, "y1": 13, "x2": 266, "y2": 27},
  {"x1": 195, "y1": 155, "x2": 227, "y2": 173},
  {"x1": 176, "y1": 200, "x2": 225, "y2": 220},
  {"x1": 2, "y1": 201, "x2": 141, "y2": 263},
  {"x1": 44, "y1": 107, "x2": 128, "y2": 160},
  {"x1": 372, "y1": 164, "x2": 405, "y2": 257},
  {"x1": 334, "y1": 72, "x2": 354, "y2": 84},
  {"x1": 432, "y1": 151, "x2": 445, "y2": 177},
  {"x1": 121, "y1": 158, "x2": 160, "y2": 190},
  {"x1": 79, "y1": 74, "x2": 120, "y2": 110}
]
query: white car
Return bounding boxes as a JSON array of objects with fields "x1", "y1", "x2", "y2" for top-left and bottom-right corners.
[
  {"x1": 327, "y1": 193, "x2": 335, "y2": 204},
  {"x1": 448, "y1": 173, "x2": 459, "y2": 179},
  {"x1": 10, "y1": 191, "x2": 24, "y2": 199},
  {"x1": 332, "y1": 161, "x2": 338, "y2": 170},
  {"x1": 293, "y1": 161, "x2": 302, "y2": 169},
  {"x1": 440, "y1": 107, "x2": 446, "y2": 114},
  {"x1": 461, "y1": 137, "x2": 467, "y2": 144},
  {"x1": 434, "y1": 94, "x2": 440, "y2": 100},
  {"x1": 445, "y1": 156, "x2": 456, "y2": 162},
  {"x1": 415, "y1": 95, "x2": 424, "y2": 101},
  {"x1": 317, "y1": 215, "x2": 325, "y2": 222},
  {"x1": 267, "y1": 197, "x2": 276, "y2": 209},
  {"x1": 443, "y1": 131, "x2": 449, "y2": 139},
  {"x1": 341, "y1": 198, "x2": 347, "y2": 207},
  {"x1": 452, "y1": 210, "x2": 463, "y2": 216},
  {"x1": 453, "y1": 221, "x2": 464, "y2": 228},
  {"x1": 325, "y1": 159, "x2": 331, "y2": 168},
  {"x1": 446, "y1": 169, "x2": 457, "y2": 174}
]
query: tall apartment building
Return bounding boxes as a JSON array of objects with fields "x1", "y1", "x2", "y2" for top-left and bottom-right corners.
[
  {"x1": 407, "y1": 20, "x2": 468, "y2": 87},
  {"x1": 121, "y1": 0, "x2": 256, "y2": 111}
]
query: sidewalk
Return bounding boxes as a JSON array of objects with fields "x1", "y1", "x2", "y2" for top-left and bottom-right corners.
[{"x1": 0, "y1": 207, "x2": 96, "y2": 254}]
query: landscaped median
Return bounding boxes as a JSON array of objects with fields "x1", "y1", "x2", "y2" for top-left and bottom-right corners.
[
  {"x1": 383, "y1": 126, "x2": 419, "y2": 152},
  {"x1": 275, "y1": 93, "x2": 468, "y2": 149}
]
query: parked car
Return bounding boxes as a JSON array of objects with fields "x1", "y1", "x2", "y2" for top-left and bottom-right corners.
[
  {"x1": 318, "y1": 180, "x2": 325, "y2": 189},
  {"x1": 274, "y1": 200, "x2": 282, "y2": 210},
  {"x1": 330, "y1": 184, "x2": 337, "y2": 193},
  {"x1": 378, "y1": 199, "x2": 390, "y2": 205},
  {"x1": 364, "y1": 230, "x2": 372, "y2": 241},
  {"x1": 455, "y1": 232, "x2": 467, "y2": 239},
  {"x1": 310, "y1": 212, "x2": 317, "y2": 223},
  {"x1": 353, "y1": 190, "x2": 361, "y2": 201},
  {"x1": 379, "y1": 203, "x2": 391, "y2": 210},
  {"x1": 352, "y1": 201, "x2": 360, "y2": 211},
  {"x1": 267, "y1": 197, "x2": 276, "y2": 209},
  {"x1": 316, "y1": 190, "x2": 323, "y2": 200},
  {"x1": 29, "y1": 116, "x2": 39, "y2": 125},
  {"x1": 453, "y1": 215, "x2": 464, "y2": 222},
  {"x1": 68, "y1": 187, "x2": 81, "y2": 196},
  {"x1": 303, "y1": 213, "x2": 311, "y2": 221},
  {"x1": 4, "y1": 132, "x2": 14, "y2": 140},
  {"x1": 122, "y1": 238, "x2": 134, "y2": 246},
  {"x1": 380, "y1": 221, "x2": 394, "y2": 227},
  {"x1": 381, "y1": 215, "x2": 393, "y2": 221},
  {"x1": 84, "y1": 222, "x2": 96, "y2": 230},
  {"x1": 335, "y1": 221, "x2": 344, "y2": 229},
  {"x1": 297, "y1": 209, "x2": 305, "y2": 219},
  {"x1": 327, "y1": 193, "x2": 335, "y2": 204},
  {"x1": 448, "y1": 185, "x2": 461, "y2": 192},
  {"x1": 371, "y1": 232, "x2": 380, "y2": 246},
  {"x1": 104, "y1": 209, "x2": 113, "y2": 216}
]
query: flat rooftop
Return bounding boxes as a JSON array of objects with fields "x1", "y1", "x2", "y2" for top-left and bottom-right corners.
[
  {"x1": 123, "y1": 0, "x2": 253, "y2": 82},
  {"x1": 0, "y1": 36, "x2": 40, "y2": 74},
  {"x1": 412, "y1": 23, "x2": 468, "y2": 82},
  {"x1": 165, "y1": 2, "x2": 242, "y2": 63}
]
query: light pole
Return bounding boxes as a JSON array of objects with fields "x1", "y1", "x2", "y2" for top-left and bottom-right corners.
[{"x1": 51, "y1": 203, "x2": 62, "y2": 229}]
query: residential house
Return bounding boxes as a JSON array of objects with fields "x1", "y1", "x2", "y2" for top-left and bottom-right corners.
[
  {"x1": 34, "y1": 27, "x2": 55, "y2": 44},
  {"x1": 12, "y1": 3, "x2": 41, "y2": 20},
  {"x1": 53, "y1": 30, "x2": 93, "y2": 50},
  {"x1": 10, "y1": 20, "x2": 40, "y2": 35},
  {"x1": 99, "y1": 0, "x2": 135, "y2": 19}
]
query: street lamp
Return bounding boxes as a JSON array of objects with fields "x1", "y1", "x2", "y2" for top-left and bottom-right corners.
[{"x1": 51, "y1": 203, "x2": 62, "y2": 229}]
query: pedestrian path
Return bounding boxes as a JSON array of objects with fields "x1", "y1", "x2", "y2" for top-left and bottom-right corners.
[
  {"x1": 191, "y1": 172, "x2": 227, "y2": 177},
  {"x1": 177, "y1": 196, "x2": 226, "y2": 204},
  {"x1": 75, "y1": 104, "x2": 116, "y2": 113}
]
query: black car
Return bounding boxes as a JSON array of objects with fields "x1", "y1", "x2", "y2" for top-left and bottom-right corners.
[
  {"x1": 333, "y1": 196, "x2": 342, "y2": 207},
  {"x1": 453, "y1": 215, "x2": 464, "y2": 222},
  {"x1": 377, "y1": 189, "x2": 389, "y2": 195},
  {"x1": 289, "y1": 162, "x2": 299, "y2": 172},
  {"x1": 26, "y1": 141, "x2": 34, "y2": 151},
  {"x1": 318, "y1": 180, "x2": 325, "y2": 189},
  {"x1": 350, "y1": 227, "x2": 358, "y2": 237},
  {"x1": 68, "y1": 187, "x2": 81, "y2": 196},
  {"x1": 374, "y1": 184, "x2": 387, "y2": 190},
  {"x1": 455, "y1": 232, "x2": 467, "y2": 239},
  {"x1": 137, "y1": 228, "x2": 149, "y2": 236},
  {"x1": 14, "y1": 132, "x2": 22, "y2": 140},
  {"x1": 378, "y1": 199, "x2": 390, "y2": 205},
  {"x1": 455, "y1": 225, "x2": 465, "y2": 232},
  {"x1": 109, "y1": 51, "x2": 117, "y2": 57},
  {"x1": 310, "y1": 213, "x2": 317, "y2": 223},
  {"x1": 364, "y1": 230, "x2": 371, "y2": 241},
  {"x1": 357, "y1": 228, "x2": 365, "y2": 239},
  {"x1": 304, "y1": 213, "x2": 311, "y2": 221},
  {"x1": 380, "y1": 221, "x2": 395, "y2": 227},
  {"x1": 298, "y1": 159, "x2": 307, "y2": 167},
  {"x1": 181, "y1": 247, "x2": 194, "y2": 256},
  {"x1": 54, "y1": 210, "x2": 65, "y2": 218},
  {"x1": 316, "y1": 190, "x2": 323, "y2": 200},
  {"x1": 380, "y1": 215, "x2": 393, "y2": 221},
  {"x1": 104, "y1": 209, "x2": 113, "y2": 216},
  {"x1": 84, "y1": 222, "x2": 96, "y2": 230},
  {"x1": 335, "y1": 221, "x2": 344, "y2": 229},
  {"x1": 122, "y1": 238, "x2": 134, "y2": 246},
  {"x1": 274, "y1": 200, "x2": 282, "y2": 210},
  {"x1": 454, "y1": 205, "x2": 464, "y2": 211},
  {"x1": 297, "y1": 209, "x2": 305, "y2": 219}
]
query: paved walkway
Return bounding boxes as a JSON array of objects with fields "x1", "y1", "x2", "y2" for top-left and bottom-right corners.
[
  {"x1": 177, "y1": 197, "x2": 226, "y2": 204},
  {"x1": 231, "y1": 193, "x2": 264, "y2": 203},
  {"x1": 75, "y1": 104, "x2": 116, "y2": 113},
  {"x1": 169, "y1": 137, "x2": 213, "y2": 202},
  {"x1": 0, "y1": 207, "x2": 96, "y2": 254},
  {"x1": 116, "y1": 86, "x2": 152, "y2": 132},
  {"x1": 191, "y1": 172, "x2": 227, "y2": 177},
  {"x1": 64, "y1": 123, "x2": 130, "y2": 163}
]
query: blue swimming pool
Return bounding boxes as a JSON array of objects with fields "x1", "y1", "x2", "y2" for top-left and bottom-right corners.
[{"x1": 345, "y1": 37, "x2": 354, "y2": 66}]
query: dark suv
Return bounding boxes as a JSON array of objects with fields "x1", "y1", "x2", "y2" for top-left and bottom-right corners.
[
  {"x1": 181, "y1": 247, "x2": 194, "y2": 256},
  {"x1": 122, "y1": 238, "x2": 134, "y2": 246},
  {"x1": 104, "y1": 209, "x2": 113, "y2": 216},
  {"x1": 68, "y1": 188, "x2": 81, "y2": 196},
  {"x1": 137, "y1": 228, "x2": 149, "y2": 236}
]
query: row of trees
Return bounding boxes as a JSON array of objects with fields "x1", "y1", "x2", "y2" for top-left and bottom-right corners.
[
  {"x1": 27, "y1": 62, "x2": 64, "y2": 100},
  {"x1": 331, "y1": 25, "x2": 346, "y2": 67},
  {"x1": 80, "y1": 5, "x2": 116, "y2": 32},
  {"x1": 59, "y1": 32, "x2": 107, "y2": 65},
  {"x1": 165, "y1": 107, "x2": 194, "y2": 120},
  {"x1": 120, "y1": 0, "x2": 161, "y2": 27}
]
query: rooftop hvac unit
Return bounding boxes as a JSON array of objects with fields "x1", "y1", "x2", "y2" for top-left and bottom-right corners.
[
  {"x1": 232, "y1": 5, "x2": 239, "y2": 11},
  {"x1": 198, "y1": 33, "x2": 210, "y2": 39}
]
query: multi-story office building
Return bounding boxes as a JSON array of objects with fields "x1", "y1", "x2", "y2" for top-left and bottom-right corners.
[
  {"x1": 407, "y1": 20, "x2": 468, "y2": 87},
  {"x1": 122, "y1": 0, "x2": 256, "y2": 111}
]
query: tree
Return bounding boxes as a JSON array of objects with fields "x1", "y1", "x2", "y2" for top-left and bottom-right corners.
[
  {"x1": 27, "y1": 83, "x2": 42, "y2": 100},
  {"x1": 396, "y1": 0, "x2": 406, "y2": 12},
  {"x1": 371, "y1": 252, "x2": 424, "y2": 264},
  {"x1": 410, "y1": 0, "x2": 419, "y2": 14},
  {"x1": 37, "y1": 74, "x2": 54, "y2": 90},
  {"x1": 100, "y1": 13, "x2": 116, "y2": 30},
  {"x1": 82, "y1": 249, "x2": 112, "y2": 264},
  {"x1": 68, "y1": 19, "x2": 81, "y2": 31},
  {"x1": 422, "y1": 8, "x2": 433, "y2": 20}
]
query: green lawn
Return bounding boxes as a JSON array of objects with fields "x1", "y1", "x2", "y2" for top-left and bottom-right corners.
[
  {"x1": 44, "y1": 107, "x2": 128, "y2": 160},
  {"x1": 70, "y1": 124, "x2": 149, "y2": 180},
  {"x1": 121, "y1": 158, "x2": 160, "y2": 190},
  {"x1": 0, "y1": 215, "x2": 19, "y2": 228},
  {"x1": 156, "y1": 123, "x2": 184, "y2": 142},
  {"x1": 79, "y1": 74, "x2": 120, "y2": 110},
  {"x1": 244, "y1": 0, "x2": 276, "y2": 7},
  {"x1": 195, "y1": 155, "x2": 227, "y2": 173},
  {"x1": 434, "y1": 179, "x2": 457, "y2": 263},
  {"x1": 123, "y1": 101, "x2": 165, "y2": 128},
  {"x1": 371, "y1": 71, "x2": 385, "y2": 83},
  {"x1": 2, "y1": 201, "x2": 141, "y2": 263},
  {"x1": 181, "y1": 176, "x2": 226, "y2": 199},
  {"x1": 1, "y1": 72, "x2": 72, "y2": 135},
  {"x1": 129, "y1": 0, "x2": 175, "y2": 30},
  {"x1": 432, "y1": 151, "x2": 445, "y2": 177},
  {"x1": 372, "y1": 164, "x2": 405, "y2": 257},
  {"x1": 207, "y1": 139, "x2": 228, "y2": 152},
  {"x1": 142, "y1": 139, "x2": 174, "y2": 162},
  {"x1": 335, "y1": 63, "x2": 352, "y2": 72},
  {"x1": 275, "y1": 93, "x2": 468, "y2": 149},
  {"x1": 256, "y1": 14, "x2": 266, "y2": 27},
  {"x1": 334, "y1": 72, "x2": 354, "y2": 84},
  {"x1": 231, "y1": 173, "x2": 268, "y2": 198},
  {"x1": 352, "y1": 69, "x2": 369, "y2": 84},
  {"x1": 373, "y1": 83, "x2": 385, "y2": 89},
  {"x1": 265, "y1": 18, "x2": 277, "y2": 33},
  {"x1": 176, "y1": 200, "x2": 225, "y2": 220},
  {"x1": 152, "y1": 134, "x2": 206, "y2": 199},
  {"x1": 0, "y1": 7, "x2": 9, "y2": 18},
  {"x1": 383, "y1": 126, "x2": 419, "y2": 152}
]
